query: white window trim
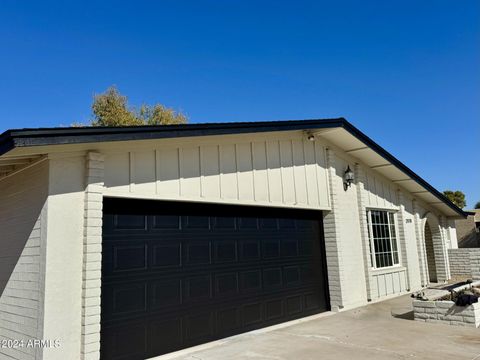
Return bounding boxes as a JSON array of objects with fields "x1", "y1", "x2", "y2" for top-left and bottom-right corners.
[{"x1": 367, "y1": 209, "x2": 400, "y2": 269}]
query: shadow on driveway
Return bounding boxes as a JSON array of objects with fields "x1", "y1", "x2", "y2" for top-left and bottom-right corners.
[{"x1": 161, "y1": 294, "x2": 480, "y2": 360}]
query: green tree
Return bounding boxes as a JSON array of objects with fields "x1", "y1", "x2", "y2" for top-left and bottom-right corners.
[
  {"x1": 443, "y1": 190, "x2": 466, "y2": 209},
  {"x1": 475, "y1": 201, "x2": 480, "y2": 209},
  {"x1": 137, "y1": 103, "x2": 187, "y2": 125},
  {"x1": 91, "y1": 86, "x2": 187, "y2": 126}
]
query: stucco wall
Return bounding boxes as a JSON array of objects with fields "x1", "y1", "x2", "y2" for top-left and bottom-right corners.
[
  {"x1": 0, "y1": 160, "x2": 49, "y2": 360},
  {"x1": 41, "y1": 155, "x2": 86, "y2": 360}
]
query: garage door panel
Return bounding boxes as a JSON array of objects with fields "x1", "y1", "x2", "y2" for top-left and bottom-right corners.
[
  {"x1": 286, "y1": 295, "x2": 303, "y2": 315},
  {"x1": 149, "y1": 278, "x2": 181, "y2": 308},
  {"x1": 184, "y1": 311, "x2": 215, "y2": 342},
  {"x1": 242, "y1": 302, "x2": 263, "y2": 326},
  {"x1": 239, "y1": 238, "x2": 261, "y2": 260},
  {"x1": 101, "y1": 199, "x2": 329, "y2": 359},
  {"x1": 215, "y1": 272, "x2": 239, "y2": 297},
  {"x1": 262, "y1": 238, "x2": 280, "y2": 258},
  {"x1": 152, "y1": 215, "x2": 181, "y2": 229},
  {"x1": 184, "y1": 240, "x2": 212, "y2": 265},
  {"x1": 113, "y1": 214, "x2": 147, "y2": 231},
  {"x1": 102, "y1": 320, "x2": 146, "y2": 360},
  {"x1": 265, "y1": 299, "x2": 283, "y2": 320},
  {"x1": 240, "y1": 269, "x2": 262, "y2": 293},
  {"x1": 147, "y1": 317, "x2": 182, "y2": 355},
  {"x1": 152, "y1": 242, "x2": 182, "y2": 267},
  {"x1": 216, "y1": 306, "x2": 241, "y2": 333},
  {"x1": 214, "y1": 239, "x2": 237, "y2": 263},
  {"x1": 113, "y1": 244, "x2": 147, "y2": 272},
  {"x1": 183, "y1": 274, "x2": 212, "y2": 302}
]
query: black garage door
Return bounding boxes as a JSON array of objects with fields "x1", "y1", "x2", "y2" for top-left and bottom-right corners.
[{"x1": 101, "y1": 198, "x2": 329, "y2": 360}]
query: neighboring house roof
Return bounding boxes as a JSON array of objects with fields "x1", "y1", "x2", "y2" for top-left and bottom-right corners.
[{"x1": 0, "y1": 118, "x2": 469, "y2": 218}]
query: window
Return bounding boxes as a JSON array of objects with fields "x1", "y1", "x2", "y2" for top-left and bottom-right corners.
[{"x1": 367, "y1": 210, "x2": 399, "y2": 268}]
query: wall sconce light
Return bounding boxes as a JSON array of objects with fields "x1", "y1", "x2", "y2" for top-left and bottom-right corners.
[
  {"x1": 343, "y1": 165, "x2": 355, "y2": 191},
  {"x1": 307, "y1": 133, "x2": 315, "y2": 141}
]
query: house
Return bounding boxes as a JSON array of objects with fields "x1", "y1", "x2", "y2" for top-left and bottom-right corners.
[
  {"x1": 455, "y1": 209, "x2": 480, "y2": 247},
  {"x1": 0, "y1": 118, "x2": 468, "y2": 360}
]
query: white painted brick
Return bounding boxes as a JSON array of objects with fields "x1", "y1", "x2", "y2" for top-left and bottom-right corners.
[
  {"x1": 84, "y1": 252, "x2": 102, "y2": 263},
  {"x1": 84, "y1": 244, "x2": 102, "y2": 253},
  {"x1": 84, "y1": 315, "x2": 101, "y2": 326},
  {"x1": 87, "y1": 152, "x2": 105, "y2": 161},
  {"x1": 436, "y1": 301, "x2": 454, "y2": 309},
  {"x1": 86, "y1": 201, "x2": 103, "y2": 211},
  {"x1": 83, "y1": 270, "x2": 101, "y2": 280},
  {"x1": 419, "y1": 301, "x2": 436, "y2": 308},
  {"x1": 83, "y1": 341, "x2": 101, "y2": 353},
  {"x1": 83, "y1": 332, "x2": 100, "y2": 345},
  {"x1": 88, "y1": 160, "x2": 105, "y2": 169},
  {"x1": 463, "y1": 316, "x2": 476, "y2": 323},
  {"x1": 83, "y1": 350, "x2": 101, "y2": 360},
  {"x1": 0, "y1": 297, "x2": 38, "y2": 310},
  {"x1": 443, "y1": 314, "x2": 464, "y2": 321},
  {"x1": 85, "y1": 192, "x2": 102, "y2": 202},
  {"x1": 415, "y1": 313, "x2": 429, "y2": 319},
  {"x1": 84, "y1": 218, "x2": 102, "y2": 228},
  {"x1": 85, "y1": 235, "x2": 102, "y2": 245},
  {"x1": 83, "y1": 261, "x2": 101, "y2": 271},
  {"x1": 84, "y1": 297, "x2": 101, "y2": 307},
  {"x1": 83, "y1": 279, "x2": 101, "y2": 289},
  {"x1": 82, "y1": 324, "x2": 101, "y2": 335},
  {"x1": 81, "y1": 152, "x2": 105, "y2": 360},
  {"x1": 83, "y1": 287, "x2": 101, "y2": 298},
  {"x1": 82, "y1": 305, "x2": 101, "y2": 317}
]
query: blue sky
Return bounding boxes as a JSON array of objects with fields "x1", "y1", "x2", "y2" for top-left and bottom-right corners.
[{"x1": 0, "y1": 1, "x2": 479, "y2": 207}]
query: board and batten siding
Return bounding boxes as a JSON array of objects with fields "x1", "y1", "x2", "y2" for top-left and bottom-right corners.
[
  {"x1": 103, "y1": 137, "x2": 331, "y2": 210},
  {"x1": 372, "y1": 267, "x2": 407, "y2": 298},
  {"x1": 357, "y1": 167, "x2": 409, "y2": 300},
  {"x1": 0, "y1": 160, "x2": 49, "y2": 360},
  {"x1": 363, "y1": 168, "x2": 398, "y2": 210}
]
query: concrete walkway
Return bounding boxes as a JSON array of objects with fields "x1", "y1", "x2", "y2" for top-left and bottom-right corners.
[{"x1": 164, "y1": 295, "x2": 480, "y2": 360}]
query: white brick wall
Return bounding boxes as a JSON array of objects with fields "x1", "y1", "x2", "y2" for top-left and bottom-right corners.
[
  {"x1": 396, "y1": 190, "x2": 411, "y2": 290},
  {"x1": 412, "y1": 200, "x2": 428, "y2": 286},
  {"x1": 323, "y1": 148, "x2": 345, "y2": 311},
  {"x1": 328, "y1": 151, "x2": 367, "y2": 309},
  {"x1": 81, "y1": 152, "x2": 104, "y2": 360},
  {"x1": 0, "y1": 161, "x2": 49, "y2": 360},
  {"x1": 354, "y1": 164, "x2": 375, "y2": 301}
]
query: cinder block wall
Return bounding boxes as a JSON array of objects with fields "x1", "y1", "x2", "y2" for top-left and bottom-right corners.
[{"x1": 448, "y1": 248, "x2": 480, "y2": 280}]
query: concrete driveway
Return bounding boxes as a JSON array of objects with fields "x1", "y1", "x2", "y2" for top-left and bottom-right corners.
[{"x1": 162, "y1": 295, "x2": 480, "y2": 360}]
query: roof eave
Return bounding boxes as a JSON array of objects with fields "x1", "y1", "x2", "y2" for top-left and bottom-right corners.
[{"x1": 0, "y1": 118, "x2": 468, "y2": 218}]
